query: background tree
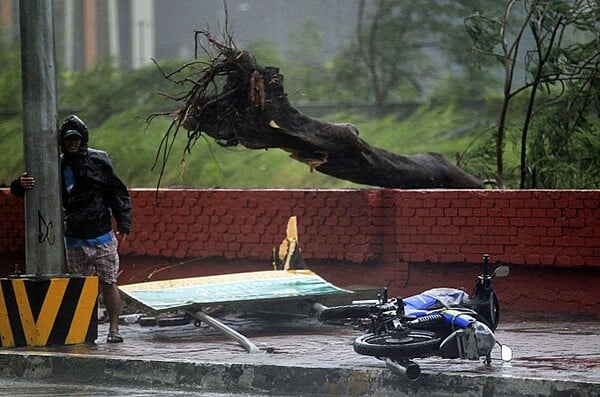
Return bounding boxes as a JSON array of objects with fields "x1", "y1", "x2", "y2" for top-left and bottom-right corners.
[
  {"x1": 337, "y1": 0, "x2": 496, "y2": 114},
  {"x1": 466, "y1": 0, "x2": 600, "y2": 188}
]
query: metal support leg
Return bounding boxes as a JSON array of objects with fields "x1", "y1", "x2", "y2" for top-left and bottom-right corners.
[
  {"x1": 188, "y1": 310, "x2": 261, "y2": 354},
  {"x1": 385, "y1": 358, "x2": 421, "y2": 380}
]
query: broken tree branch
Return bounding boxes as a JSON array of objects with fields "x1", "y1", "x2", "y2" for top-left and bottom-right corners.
[{"x1": 152, "y1": 30, "x2": 483, "y2": 189}]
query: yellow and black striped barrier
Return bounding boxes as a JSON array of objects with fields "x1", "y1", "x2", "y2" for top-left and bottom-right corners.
[{"x1": 0, "y1": 275, "x2": 98, "y2": 347}]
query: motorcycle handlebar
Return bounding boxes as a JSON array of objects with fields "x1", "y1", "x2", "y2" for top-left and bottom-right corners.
[
  {"x1": 482, "y1": 253, "x2": 490, "y2": 277},
  {"x1": 371, "y1": 302, "x2": 397, "y2": 313}
]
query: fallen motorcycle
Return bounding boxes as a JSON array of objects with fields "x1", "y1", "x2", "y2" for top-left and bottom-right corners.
[{"x1": 318, "y1": 254, "x2": 513, "y2": 380}]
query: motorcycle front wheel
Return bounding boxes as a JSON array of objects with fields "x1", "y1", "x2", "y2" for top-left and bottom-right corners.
[{"x1": 354, "y1": 330, "x2": 442, "y2": 359}]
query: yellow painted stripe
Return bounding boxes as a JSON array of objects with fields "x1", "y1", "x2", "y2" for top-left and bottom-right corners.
[
  {"x1": 0, "y1": 284, "x2": 15, "y2": 347},
  {"x1": 66, "y1": 276, "x2": 98, "y2": 344},
  {"x1": 12, "y1": 279, "x2": 37, "y2": 345},
  {"x1": 35, "y1": 278, "x2": 69, "y2": 345}
]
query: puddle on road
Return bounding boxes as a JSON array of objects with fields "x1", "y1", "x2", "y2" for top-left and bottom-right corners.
[{"x1": 504, "y1": 327, "x2": 598, "y2": 336}]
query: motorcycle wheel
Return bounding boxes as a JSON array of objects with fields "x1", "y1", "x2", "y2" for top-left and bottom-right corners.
[
  {"x1": 488, "y1": 291, "x2": 500, "y2": 331},
  {"x1": 354, "y1": 330, "x2": 442, "y2": 359},
  {"x1": 319, "y1": 304, "x2": 372, "y2": 321}
]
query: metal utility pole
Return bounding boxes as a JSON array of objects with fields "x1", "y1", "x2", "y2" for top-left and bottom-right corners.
[{"x1": 19, "y1": 0, "x2": 64, "y2": 275}]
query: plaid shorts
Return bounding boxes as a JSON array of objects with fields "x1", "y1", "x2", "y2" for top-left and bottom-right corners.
[{"x1": 66, "y1": 239, "x2": 120, "y2": 284}]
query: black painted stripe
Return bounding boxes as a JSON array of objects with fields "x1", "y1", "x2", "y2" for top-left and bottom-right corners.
[{"x1": 0, "y1": 277, "x2": 98, "y2": 347}]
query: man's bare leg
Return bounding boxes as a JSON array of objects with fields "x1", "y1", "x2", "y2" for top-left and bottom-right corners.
[{"x1": 102, "y1": 282, "x2": 122, "y2": 338}]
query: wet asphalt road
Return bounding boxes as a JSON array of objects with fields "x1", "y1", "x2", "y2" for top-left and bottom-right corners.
[
  {"x1": 0, "y1": 377, "x2": 202, "y2": 396},
  {"x1": 1, "y1": 309, "x2": 599, "y2": 396},
  {"x1": 86, "y1": 310, "x2": 600, "y2": 384},
  {"x1": 0, "y1": 376, "x2": 290, "y2": 396}
]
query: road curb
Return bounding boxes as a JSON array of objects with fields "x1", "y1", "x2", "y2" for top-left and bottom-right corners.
[{"x1": 1, "y1": 352, "x2": 599, "y2": 396}]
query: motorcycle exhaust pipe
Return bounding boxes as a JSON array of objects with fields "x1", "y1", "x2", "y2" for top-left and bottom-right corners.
[{"x1": 385, "y1": 358, "x2": 421, "y2": 380}]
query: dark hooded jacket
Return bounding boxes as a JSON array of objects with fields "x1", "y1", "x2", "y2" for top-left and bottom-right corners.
[
  {"x1": 11, "y1": 118, "x2": 132, "y2": 239},
  {"x1": 60, "y1": 148, "x2": 132, "y2": 239}
]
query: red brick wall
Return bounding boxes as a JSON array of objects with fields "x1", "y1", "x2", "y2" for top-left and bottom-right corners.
[
  {"x1": 2, "y1": 188, "x2": 598, "y2": 267},
  {"x1": 388, "y1": 190, "x2": 599, "y2": 267},
  {"x1": 0, "y1": 190, "x2": 25, "y2": 254},
  {"x1": 2, "y1": 188, "x2": 599, "y2": 313}
]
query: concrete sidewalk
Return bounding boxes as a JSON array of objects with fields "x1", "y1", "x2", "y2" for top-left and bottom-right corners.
[{"x1": 1, "y1": 310, "x2": 599, "y2": 396}]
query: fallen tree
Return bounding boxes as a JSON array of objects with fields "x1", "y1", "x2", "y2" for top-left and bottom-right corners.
[{"x1": 152, "y1": 31, "x2": 483, "y2": 189}]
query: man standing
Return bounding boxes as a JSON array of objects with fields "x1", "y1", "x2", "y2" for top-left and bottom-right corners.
[{"x1": 11, "y1": 115, "x2": 132, "y2": 343}]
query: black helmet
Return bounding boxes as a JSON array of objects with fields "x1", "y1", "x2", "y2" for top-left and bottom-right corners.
[{"x1": 59, "y1": 115, "x2": 89, "y2": 155}]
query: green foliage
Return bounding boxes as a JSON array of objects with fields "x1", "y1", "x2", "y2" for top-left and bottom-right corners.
[
  {"x1": 329, "y1": 47, "x2": 372, "y2": 103},
  {"x1": 430, "y1": 72, "x2": 501, "y2": 106},
  {"x1": 340, "y1": 0, "x2": 500, "y2": 109},
  {"x1": 0, "y1": 40, "x2": 21, "y2": 112},
  {"x1": 464, "y1": 0, "x2": 600, "y2": 188},
  {"x1": 286, "y1": 19, "x2": 324, "y2": 64},
  {"x1": 59, "y1": 59, "x2": 179, "y2": 125},
  {"x1": 527, "y1": 85, "x2": 600, "y2": 189},
  {"x1": 529, "y1": 123, "x2": 600, "y2": 189},
  {"x1": 0, "y1": 116, "x2": 24, "y2": 184},
  {"x1": 243, "y1": 40, "x2": 284, "y2": 67},
  {"x1": 280, "y1": 19, "x2": 341, "y2": 103}
]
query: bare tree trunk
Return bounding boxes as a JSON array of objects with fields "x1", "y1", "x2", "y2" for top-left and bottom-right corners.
[{"x1": 155, "y1": 32, "x2": 483, "y2": 189}]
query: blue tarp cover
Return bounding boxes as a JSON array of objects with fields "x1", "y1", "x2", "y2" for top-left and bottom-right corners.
[{"x1": 119, "y1": 270, "x2": 352, "y2": 312}]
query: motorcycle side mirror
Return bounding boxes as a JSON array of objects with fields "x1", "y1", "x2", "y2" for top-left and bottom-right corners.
[
  {"x1": 501, "y1": 344, "x2": 513, "y2": 361},
  {"x1": 493, "y1": 266, "x2": 510, "y2": 278}
]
